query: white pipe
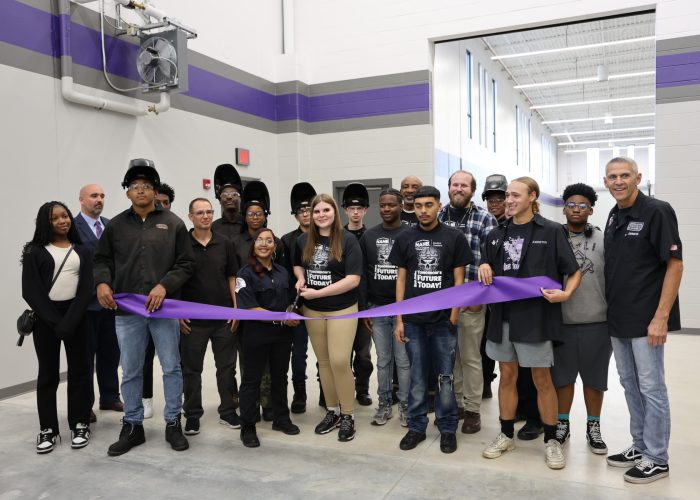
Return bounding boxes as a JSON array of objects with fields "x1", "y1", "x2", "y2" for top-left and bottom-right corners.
[{"x1": 61, "y1": 76, "x2": 170, "y2": 116}]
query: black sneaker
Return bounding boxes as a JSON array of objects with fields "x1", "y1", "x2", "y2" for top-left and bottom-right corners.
[
  {"x1": 337, "y1": 414, "x2": 356, "y2": 442},
  {"x1": 36, "y1": 428, "x2": 59, "y2": 454},
  {"x1": 291, "y1": 384, "x2": 307, "y2": 414},
  {"x1": 440, "y1": 432, "x2": 457, "y2": 454},
  {"x1": 165, "y1": 417, "x2": 189, "y2": 451},
  {"x1": 314, "y1": 410, "x2": 341, "y2": 435},
  {"x1": 399, "y1": 430, "x2": 426, "y2": 450},
  {"x1": 624, "y1": 458, "x2": 670, "y2": 484},
  {"x1": 108, "y1": 422, "x2": 145, "y2": 456},
  {"x1": 555, "y1": 419, "x2": 570, "y2": 445},
  {"x1": 607, "y1": 446, "x2": 643, "y2": 467},
  {"x1": 240, "y1": 426, "x2": 260, "y2": 448},
  {"x1": 272, "y1": 420, "x2": 300, "y2": 435},
  {"x1": 262, "y1": 407, "x2": 275, "y2": 422},
  {"x1": 585, "y1": 420, "x2": 607, "y2": 455},
  {"x1": 71, "y1": 423, "x2": 91, "y2": 449},
  {"x1": 356, "y1": 392, "x2": 373, "y2": 407},
  {"x1": 219, "y1": 412, "x2": 242, "y2": 429},
  {"x1": 184, "y1": 417, "x2": 200, "y2": 436}
]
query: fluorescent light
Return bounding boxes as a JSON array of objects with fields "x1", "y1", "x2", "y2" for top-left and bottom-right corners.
[
  {"x1": 558, "y1": 136, "x2": 655, "y2": 146},
  {"x1": 532, "y1": 95, "x2": 655, "y2": 110},
  {"x1": 551, "y1": 126, "x2": 655, "y2": 137},
  {"x1": 564, "y1": 145, "x2": 654, "y2": 154},
  {"x1": 491, "y1": 36, "x2": 655, "y2": 61},
  {"x1": 514, "y1": 71, "x2": 655, "y2": 89},
  {"x1": 542, "y1": 113, "x2": 655, "y2": 125}
]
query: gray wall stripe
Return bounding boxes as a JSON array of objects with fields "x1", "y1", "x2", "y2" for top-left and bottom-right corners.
[{"x1": 657, "y1": 83, "x2": 700, "y2": 103}]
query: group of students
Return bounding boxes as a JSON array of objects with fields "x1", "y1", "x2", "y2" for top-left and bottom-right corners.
[{"x1": 20, "y1": 156, "x2": 682, "y2": 485}]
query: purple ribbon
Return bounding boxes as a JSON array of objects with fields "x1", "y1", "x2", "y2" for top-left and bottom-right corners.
[{"x1": 114, "y1": 276, "x2": 560, "y2": 321}]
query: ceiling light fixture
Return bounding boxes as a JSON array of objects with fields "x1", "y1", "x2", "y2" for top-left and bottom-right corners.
[
  {"x1": 551, "y1": 126, "x2": 655, "y2": 137},
  {"x1": 558, "y1": 136, "x2": 655, "y2": 146},
  {"x1": 491, "y1": 35, "x2": 656, "y2": 61},
  {"x1": 514, "y1": 71, "x2": 655, "y2": 89},
  {"x1": 542, "y1": 113, "x2": 655, "y2": 125},
  {"x1": 532, "y1": 95, "x2": 655, "y2": 110}
]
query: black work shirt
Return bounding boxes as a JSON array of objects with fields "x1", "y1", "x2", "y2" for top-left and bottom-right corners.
[
  {"x1": 235, "y1": 263, "x2": 293, "y2": 312},
  {"x1": 94, "y1": 207, "x2": 195, "y2": 299},
  {"x1": 481, "y1": 214, "x2": 578, "y2": 343},
  {"x1": 294, "y1": 230, "x2": 362, "y2": 311},
  {"x1": 359, "y1": 223, "x2": 408, "y2": 307},
  {"x1": 180, "y1": 230, "x2": 239, "y2": 308},
  {"x1": 604, "y1": 192, "x2": 682, "y2": 338},
  {"x1": 388, "y1": 222, "x2": 473, "y2": 325}
]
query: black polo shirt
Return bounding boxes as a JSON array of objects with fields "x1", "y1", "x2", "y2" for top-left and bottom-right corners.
[
  {"x1": 604, "y1": 191, "x2": 682, "y2": 338},
  {"x1": 235, "y1": 263, "x2": 293, "y2": 312},
  {"x1": 180, "y1": 230, "x2": 239, "y2": 310},
  {"x1": 481, "y1": 214, "x2": 579, "y2": 343}
]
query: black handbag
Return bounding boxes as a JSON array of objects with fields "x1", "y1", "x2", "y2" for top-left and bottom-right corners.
[{"x1": 17, "y1": 246, "x2": 74, "y2": 346}]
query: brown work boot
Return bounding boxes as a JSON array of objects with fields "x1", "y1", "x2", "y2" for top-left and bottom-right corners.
[{"x1": 461, "y1": 410, "x2": 481, "y2": 434}]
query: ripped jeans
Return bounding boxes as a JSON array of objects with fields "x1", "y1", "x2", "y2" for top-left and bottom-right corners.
[{"x1": 403, "y1": 321, "x2": 458, "y2": 434}]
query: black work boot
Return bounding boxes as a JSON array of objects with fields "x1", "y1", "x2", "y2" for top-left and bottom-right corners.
[
  {"x1": 291, "y1": 383, "x2": 307, "y2": 414},
  {"x1": 165, "y1": 416, "x2": 189, "y2": 451},
  {"x1": 108, "y1": 421, "x2": 145, "y2": 456}
]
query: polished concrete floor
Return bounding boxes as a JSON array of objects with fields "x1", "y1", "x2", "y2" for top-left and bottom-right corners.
[{"x1": 0, "y1": 333, "x2": 696, "y2": 499}]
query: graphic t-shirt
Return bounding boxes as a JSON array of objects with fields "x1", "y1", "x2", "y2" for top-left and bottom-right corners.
[
  {"x1": 359, "y1": 223, "x2": 408, "y2": 306},
  {"x1": 294, "y1": 230, "x2": 362, "y2": 311},
  {"x1": 388, "y1": 223, "x2": 473, "y2": 324}
]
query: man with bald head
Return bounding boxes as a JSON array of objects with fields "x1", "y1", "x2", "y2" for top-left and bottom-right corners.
[
  {"x1": 75, "y1": 185, "x2": 123, "y2": 421},
  {"x1": 400, "y1": 176, "x2": 423, "y2": 228}
]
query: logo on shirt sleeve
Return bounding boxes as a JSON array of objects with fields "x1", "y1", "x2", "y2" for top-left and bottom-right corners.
[{"x1": 235, "y1": 277, "x2": 246, "y2": 293}]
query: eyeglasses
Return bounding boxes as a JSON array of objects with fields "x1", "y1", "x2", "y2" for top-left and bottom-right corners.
[
  {"x1": 191, "y1": 209, "x2": 215, "y2": 217},
  {"x1": 565, "y1": 202, "x2": 591, "y2": 210},
  {"x1": 128, "y1": 183, "x2": 154, "y2": 191},
  {"x1": 254, "y1": 238, "x2": 275, "y2": 245},
  {"x1": 220, "y1": 192, "x2": 240, "y2": 199},
  {"x1": 246, "y1": 212, "x2": 265, "y2": 219}
]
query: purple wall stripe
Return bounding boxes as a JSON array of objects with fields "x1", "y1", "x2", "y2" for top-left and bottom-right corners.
[
  {"x1": 656, "y1": 50, "x2": 700, "y2": 89},
  {"x1": 1, "y1": 0, "x2": 430, "y2": 124}
]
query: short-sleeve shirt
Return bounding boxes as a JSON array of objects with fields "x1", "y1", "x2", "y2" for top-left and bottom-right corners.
[
  {"x1": 294, "y1": 230, "x2": 362, "y2": 311},
  {"x1": 388, "y1": 222, "x2": 473, "y2": 325},
  {"x1": 235, "y1": 263, "x2": 292, "y2": 312},
  {"x1": 604, "y1": 191, "x2": 683, "y2": 338}
]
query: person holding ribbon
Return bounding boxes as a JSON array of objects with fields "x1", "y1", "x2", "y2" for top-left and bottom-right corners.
[
  {"x1": 21, "y1": 201, "x2": 94, "y2": 454},
  {"x1": 478, "y1": 176, "x2": 580, "y2": 470},
  {"x1": 236, "y1": 228, "x2": 300, "y2": 447},
  {"x1": 293, "y1": 194, "x2": 363, "y2": 442}
]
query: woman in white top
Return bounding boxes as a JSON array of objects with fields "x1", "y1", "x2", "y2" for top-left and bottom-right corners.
[{"x1": 21, "y1": 202, "x2": 94, "y2": 454}]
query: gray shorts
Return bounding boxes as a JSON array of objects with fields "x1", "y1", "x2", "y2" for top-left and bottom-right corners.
[
  {"x1": 485, "y1": 322, "x2": 553, "y2": 368},
  {"x1": 551, "y1": 322, "x2": 612, "y2": 391}
]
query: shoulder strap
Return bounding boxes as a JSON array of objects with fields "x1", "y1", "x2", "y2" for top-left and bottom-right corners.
[{"x1": 50, "y1": 245, "x2": 74, "y2": 291}]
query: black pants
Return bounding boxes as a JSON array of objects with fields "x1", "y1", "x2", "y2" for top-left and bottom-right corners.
[
  {"x1": 33, "y1": 303, "x2": 91, "y2": 432},
  {"x1": 239, "y1": 322, "x2": 292, "y2": 427},
  {"x1": 351, "y1": 322, "x2": 373, "y2": 393},
  {"x1": 181, "y1": 321, "x2": 237, "y2": 419},
  {"x1": 517, "y1": 367, "x2": 541, "y2": 423},
  {"x1": 87, "y1": 308, "x2": 120, "y2": 407}
]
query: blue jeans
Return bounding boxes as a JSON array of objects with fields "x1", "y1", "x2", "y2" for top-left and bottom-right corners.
[
  {"x1": 611, "y1": 336, "x2": 670, "y2": 464},
  {"x1": 290, "y1": 321, "x2": 309, "y2": 384},
  {"x1": 404, "y1": 321, "x2": 458, "y2": 434},
  {"x1": 115, "y1": 315, "x2": 183, "y2": 424},
  {"x1": 369, "y1": 304, "x2": 410, "y2": 406}
]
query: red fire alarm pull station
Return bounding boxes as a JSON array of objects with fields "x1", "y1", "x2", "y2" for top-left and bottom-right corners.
[
  {"x1": 203, "y1": 178, "x2": 211, "y2": 190},
  {"x1": 236, "y1": 148, "x2": 250, "y2": 167}
]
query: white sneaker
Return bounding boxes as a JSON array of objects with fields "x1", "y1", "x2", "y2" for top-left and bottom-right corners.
[
  {"x1": 143, "y1": 398, "x2": 154, "y2": 419},
  {"x1": 482, "y1": 432, "x2": 515, "y2": 459},
  {"x1": 545, "y1": 439, "x2": 566, "y2": 469}
]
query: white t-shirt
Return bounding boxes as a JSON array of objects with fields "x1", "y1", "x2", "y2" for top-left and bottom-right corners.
[{"x1": 45, "y1": 244, "x2": 80, "y2": 301}]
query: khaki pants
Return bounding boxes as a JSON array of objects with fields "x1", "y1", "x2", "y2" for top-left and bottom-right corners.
[
  {"x1": 453, "y1": 307, "x2": 486, "y2": 413},
  {"x1": 302, "y1": 304, "x2": 358, "y2": 414}
]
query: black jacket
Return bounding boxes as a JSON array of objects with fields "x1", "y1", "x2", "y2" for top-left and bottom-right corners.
[
  {"x1": 481, "y1": 214, "x2": 578, "y2": 343},
  {"x1": 93, "y1": 207, "x2": 195, "y2": 297},
  {"x1": 21, "y1": 244, "x2": 94, "y2": 337}
]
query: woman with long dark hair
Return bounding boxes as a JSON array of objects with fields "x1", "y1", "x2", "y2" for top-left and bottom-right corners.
[
  {"x1": 21, "y1": 201, "x2": 94, "y2": 453},
  {"x1": 236, "y1": 228, "x2": 300, "y2": 447},
  {"x1": 293, "y1": 194, "x2": 362, "y2": 442}
]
